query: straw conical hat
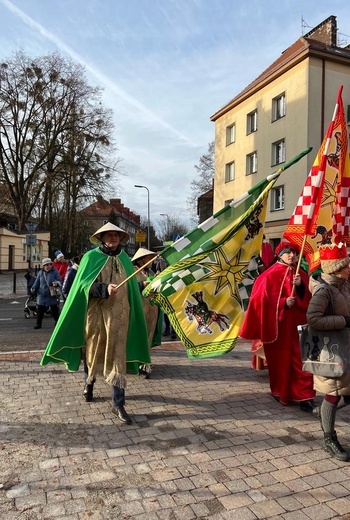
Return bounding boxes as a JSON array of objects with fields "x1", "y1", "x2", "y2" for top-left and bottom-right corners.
[
  {"x1": 131, "y1": 247, "x2": 157, "y2": 263},
  {"x1": 90, "y1": 222, "x2": 129, "y2": 245}
]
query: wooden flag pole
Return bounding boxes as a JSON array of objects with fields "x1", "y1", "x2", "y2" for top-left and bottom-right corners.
[
  {"x1": 114, "y1": 254, "x2": 158, "y2": 290},
  {"x1": 290, "y1": 234, "x2": 308, "y2": 297}
]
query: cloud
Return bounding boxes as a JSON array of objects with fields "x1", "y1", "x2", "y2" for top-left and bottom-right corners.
[{"x1": 0, "y1": 0, "x2": 198, "y2": 149}]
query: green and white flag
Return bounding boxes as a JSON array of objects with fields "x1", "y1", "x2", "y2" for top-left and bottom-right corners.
[{"x1": 145, "y1": 149, "x2": 311, "y2": 359}]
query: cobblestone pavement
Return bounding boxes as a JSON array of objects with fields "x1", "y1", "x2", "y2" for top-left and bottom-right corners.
[{"x1": 1, "y1": 342, "x2": 350, "y2": 520}]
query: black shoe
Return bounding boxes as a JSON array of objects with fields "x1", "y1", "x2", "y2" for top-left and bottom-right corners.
[
  {"x1": 112, "y1": 405, "x2": 132, "y2": 425},
  {"x1": 324, "y1": 431, "x2": 349, "y2": 461},
  {"x1": 171, "y1": 333, "x2": 177, "y2": 340},
  {"x1": 312, "y1": 406, "x2": 323, "y2": 429},
  {"x1": 163, "y1": 329, "x2": 170, "y2": 336},
  {"x1": 300, "y1": 399, "x2": 314, "y2": 412},
  {"x1": 272, "y1": 395, "x2": 280, "y2": 402},
  {"x1": 139, "y1": 367, "x2": 150, "y2": 379},
  {"x1": 34, "y1": 325, "x2": 41, "y2": 329},
  {"x1": 83, "y1": 383, "x2": 94, "y2": 402}
]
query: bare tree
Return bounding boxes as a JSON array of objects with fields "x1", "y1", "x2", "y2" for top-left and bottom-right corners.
[
  {"x1": 157, "y1": 214, "x2": 189, "y2": 242},
  {"x1": 187, "y1": 141, "x2": 215, "y2": 224},
  {"x1": 0, "y1": 51, "x2": 120, "y2": 252}
]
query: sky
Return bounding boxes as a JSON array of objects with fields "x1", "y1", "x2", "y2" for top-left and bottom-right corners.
[{"x1": 0, "y1": 0, "x2": 350, "y2": 231}]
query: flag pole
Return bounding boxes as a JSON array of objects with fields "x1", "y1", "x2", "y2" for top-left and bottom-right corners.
[{"x1": 114, "y1": 254, "x2": 158, "y2": 290}]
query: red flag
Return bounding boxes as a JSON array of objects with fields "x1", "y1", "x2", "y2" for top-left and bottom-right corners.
[
  {"x1": 331, "y1": 92, "x2": 350, "y2": 243},
  {"x1": 284, "y1": 86, "x2": 346, "y2": 272}
]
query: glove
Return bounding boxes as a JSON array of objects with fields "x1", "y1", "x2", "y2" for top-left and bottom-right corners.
[{"x1": 343, "y1": 316, "x2": 350, "y2": 327}]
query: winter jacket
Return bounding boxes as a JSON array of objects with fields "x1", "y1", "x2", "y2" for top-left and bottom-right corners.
[
  {"x1": 31, "y1": 267, "x2": 62, "y2": 307},
  {"x1": 307, "y1": 273, "x2": 350, "y2": 395}
]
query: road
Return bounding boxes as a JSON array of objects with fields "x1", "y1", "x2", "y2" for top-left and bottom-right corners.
[{"x1": 0, "y1": 296, "x2": 54, "y2": 352}]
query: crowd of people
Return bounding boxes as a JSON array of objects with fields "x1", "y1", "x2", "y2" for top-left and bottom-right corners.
[{"x1": 37, "y1": 223, "x2": 350, "y2": 461}]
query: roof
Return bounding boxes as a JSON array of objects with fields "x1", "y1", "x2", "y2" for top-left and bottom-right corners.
[{"x1": 210, "y1": 16, "x2": 350, "y2": 121}]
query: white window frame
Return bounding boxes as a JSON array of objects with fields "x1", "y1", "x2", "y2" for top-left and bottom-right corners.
[
  {"x1": 247, "y1": 110, "x2": 258, "y2": 134},
  {"x1": 272, "y1": 93, "x2": 286, "y2": 121},
  {"x1": 226, "y1": 123, "x2": 236, "y2": 145},
  {"x1": 272, "y1": 139, "x2": 285, "y2": 166},
  {"x1": 271, "y1": 185, "x2": 284, "y2": 211},
  {"x1": 246, "y1": 151, "x2": 258, "y2": 175},
  {"x1": 225, "y1": 161, "x2": 235, "y2": 183}
]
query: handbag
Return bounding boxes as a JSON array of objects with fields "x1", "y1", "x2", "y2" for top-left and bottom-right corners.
[
  {"x1": 49, "y1": 286, "x2": 61, "y2": 297},
  {"x1": 300, "y1": 281, "x2": 350, "y2": 377},
  {"x1": 299, "y1": 324, "x2": 349, "y2": 377}
]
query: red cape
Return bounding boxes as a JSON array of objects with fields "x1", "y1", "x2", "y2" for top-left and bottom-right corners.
[{"x1": 239, "y1": 261, "x2": 310, "y2": 344}]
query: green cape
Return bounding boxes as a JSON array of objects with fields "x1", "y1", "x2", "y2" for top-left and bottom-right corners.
[{"x1": 40, "y1": 248, "x2": 150, "y2": 372}]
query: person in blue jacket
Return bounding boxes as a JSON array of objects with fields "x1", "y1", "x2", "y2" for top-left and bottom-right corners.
[{"x1": 31, "y1": 257, "x2": 62, "y2": 329}]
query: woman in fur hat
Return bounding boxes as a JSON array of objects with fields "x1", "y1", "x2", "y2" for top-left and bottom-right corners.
[
  {"x1": 307, "y1": 243, "x2": 350, "y2": 461},
  {"x1": 40, "y1": 222, "x2": 150, "y2": 425},
  {"x1": 131, "y1": 248, "x2": 163, "y2": 378},
  {"x1": 240, "y1": 240, "x2": 315, "y2": 411}
]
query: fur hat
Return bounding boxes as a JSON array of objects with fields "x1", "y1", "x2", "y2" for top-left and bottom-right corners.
[
  {"x1": 131, "y1": 247, "x2": 157, "y2": 264},
  {"x1": 319, "y1": 243, "x2": 350, "y2": 274},
  {"x1": 275, "y1": 241, "x2": 299, "y2": 257},
  {"x1": 42, "y1": 257, "x2": 52, "y2": 266},
  {"x1": 90, "y1": 222, "x2": 129, "y2": 245}
]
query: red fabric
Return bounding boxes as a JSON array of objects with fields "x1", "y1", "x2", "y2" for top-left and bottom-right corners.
[
  {"x1": 53, "y1": 261, "x2": 69, "y2": 282},
  {"x1": 240, "y1": 261, "x2": 315, "y2": 404},
  {"x1": 260, "y1": 242, "x2": 274, "y2": 268}
]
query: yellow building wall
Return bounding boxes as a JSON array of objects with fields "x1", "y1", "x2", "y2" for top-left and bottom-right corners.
[
  {"x1": 0, "y1": 229, "x2": 50, "y2": 272},
  {"x1": 213, "y1": 56, "x2": 350, "y2": 242}
]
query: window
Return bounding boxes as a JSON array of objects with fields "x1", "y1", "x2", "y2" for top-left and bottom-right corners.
[
  {"x1": 247, "y1": 110, "x2": 258, "y2": 134},
  {"x1": 226, "y1": 123, "x2": 236, "y2": 145},
  {"x1": 246, "y1": 151, "x2": 258, "y2": 175},
  {"x1": 272, "y1": 139, "x2": 285, "y2": 165},
  {"x1": 271, "y1": 185, "x2": 284, "y2": 211},
  {"x1": 272, "y1": 93, "x2": 286, "y2": 121},
  {"x1": 225, "y1": 161, "x2": 235, "y2": 182}
]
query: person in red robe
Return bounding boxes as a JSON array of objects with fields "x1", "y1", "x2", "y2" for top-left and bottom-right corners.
[{"x1": 240, "y1": 241, "x2": 315, "y2": 412}]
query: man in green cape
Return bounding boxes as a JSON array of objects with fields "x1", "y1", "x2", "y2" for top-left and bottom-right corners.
[{"x1": 40, "y1": 222, "x2": 150, "y2": 425}]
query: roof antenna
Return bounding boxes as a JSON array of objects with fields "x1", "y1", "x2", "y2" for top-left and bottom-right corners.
[{"x1": 301, "y1": 16, "x2": 311, "y2": 36}]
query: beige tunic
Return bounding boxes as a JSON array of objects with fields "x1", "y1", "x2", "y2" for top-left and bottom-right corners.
[{"x1": 84, "y1": 256, "x2": 129, "y2": 387}]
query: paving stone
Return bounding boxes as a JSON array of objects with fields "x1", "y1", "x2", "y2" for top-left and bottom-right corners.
[{"x1": 1, "y1": 345, "x2": 350, "y2": 519}]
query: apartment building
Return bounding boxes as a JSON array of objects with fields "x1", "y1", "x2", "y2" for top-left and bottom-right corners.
[{"x1": 210, "y1": 15, "x2": 350, "y2": 247}]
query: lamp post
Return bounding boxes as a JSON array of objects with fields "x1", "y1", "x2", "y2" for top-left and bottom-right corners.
[
  {"x1": 160, "y1": 213, "x2": 170, "y2": 242},
  {"x1": 135, "y1": 184, "x2": 150, "y2": 249}
]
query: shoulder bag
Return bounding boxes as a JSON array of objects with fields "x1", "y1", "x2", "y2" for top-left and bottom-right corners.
[{"x1": 300, "y1": 283, "x2": 350, "y2": 378}]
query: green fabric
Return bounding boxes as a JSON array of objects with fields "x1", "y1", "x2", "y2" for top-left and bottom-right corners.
[
  {"x1": 40, "y1": 248, "x2": 150, "y2": 371},
  {"x1": 152, "y1": 309, "x2": 163, "y2": 347}
]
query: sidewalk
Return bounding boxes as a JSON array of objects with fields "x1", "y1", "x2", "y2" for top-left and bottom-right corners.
[
  {"x1": 0, "y1": 271, "x2": 28, "y2": 298},
  {"x1": 1, "y1": 342, "x2": 350, "y2": 519}
]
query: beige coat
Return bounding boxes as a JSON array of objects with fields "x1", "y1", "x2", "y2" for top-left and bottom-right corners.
[{"x1": 307, "y1": 273, "x2": 350, "y2": 395}]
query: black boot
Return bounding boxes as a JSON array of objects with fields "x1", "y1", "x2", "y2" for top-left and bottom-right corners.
[
  {"x1": 300, "y1": 399, "x2": 314, "y2": 412},
  {"x1": 83, "y1": 381, "x2": 94, "y2": 402},
  {"x1": 324, "y1": 431, "x2": 349, "y2": 461},
  {"x1": 112, "y1": 405, "x2": 132, "y2": 424},
  {"x1": 312, "y1": 406, "x2": 323, "y2": 429}
]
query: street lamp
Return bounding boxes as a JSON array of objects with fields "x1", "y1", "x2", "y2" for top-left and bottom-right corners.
[
  {"x1": 134, "y1": 184, "x2": 150, "y2": 249},
  {"x1": 160, "y1": 213, "x2": 170, "y2": 242}
]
